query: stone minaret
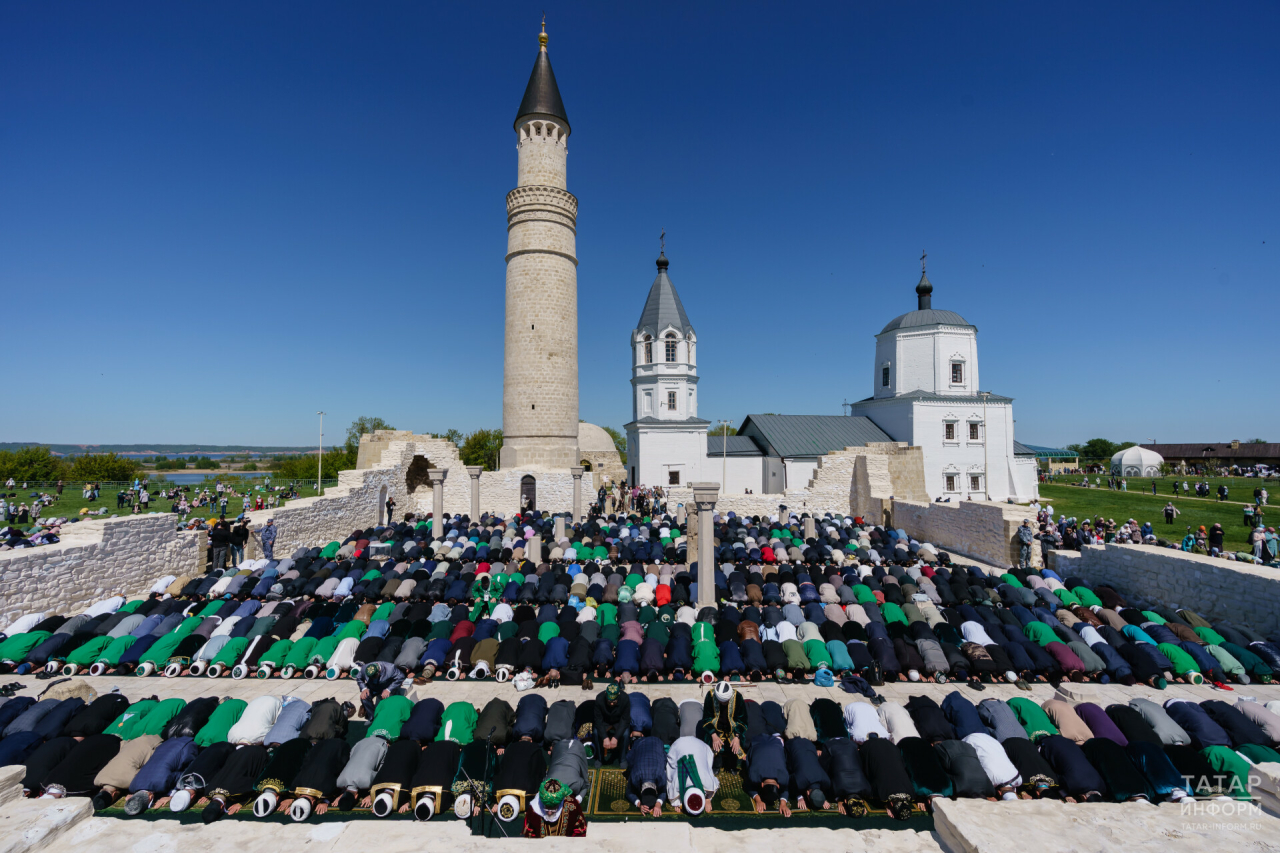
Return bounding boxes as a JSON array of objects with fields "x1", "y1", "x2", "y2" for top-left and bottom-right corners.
[{"x1": 500, "y1": 23, "x2": 580, "y2": 471}]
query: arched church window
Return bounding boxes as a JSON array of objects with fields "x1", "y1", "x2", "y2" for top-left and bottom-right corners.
[
  {"x1": 643, "y1": 335, "x2": 652, "y2": 365},
  {"x1": 664, "y1": 333, "x2": 677, "y2": 363}
]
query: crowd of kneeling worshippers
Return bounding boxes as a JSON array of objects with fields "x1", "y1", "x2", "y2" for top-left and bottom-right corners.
[
  {"x1": 4, "y1": 509, "x2": 1280, "y2": 694},
  {"x1": 2, "y1": 677, "x2": 1280, "y2": 831}
]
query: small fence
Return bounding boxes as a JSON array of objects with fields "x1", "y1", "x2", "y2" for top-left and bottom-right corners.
[{"x1": 10, "y1": 478, "x2": 340, "y2": 487}]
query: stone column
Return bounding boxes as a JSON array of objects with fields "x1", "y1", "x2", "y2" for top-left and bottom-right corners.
[
  {"x1": 803, "y1": 516, "x2": 816, "y2": 540},
  {"x1": 554, "y1": 516, "x2": 566, "y2": 543},
  {"x1": 428, "y1": 469, "x2": 447, "y2": 540},
  {"x1": 465, "y1": 466, "x2": 482, "y2": 520},
  {"x1": 676, "y1": 503, "x2": 686, "y2": 527},
  {"x1": 526, "y1": 534, "x2": 541, "y2": 565},
  {"x1": 691, "y1": 482, "x2": 719, "y2": 608},
  {"x1": 570, "y1": 466, "x2": 584, "y2": 522}
]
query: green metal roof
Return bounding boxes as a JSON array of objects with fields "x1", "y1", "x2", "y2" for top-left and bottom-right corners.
[
  {"x1": 1021, "y1": 443, "x2": 1078, "y2": 458},
  {"x1": 738, "y1": 414, "x2": 893, "y2": 459}
]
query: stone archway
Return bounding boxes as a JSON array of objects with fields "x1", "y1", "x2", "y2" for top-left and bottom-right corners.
[
  {"x1": 579, "y1": 459, "x2": 594, "y2": 472},
  {"x1": 405, "y1": 455, "x2": 433, "y2": 496},
  {"x1": 520, "y1": 475, "x2": 536, "y2": 512}
]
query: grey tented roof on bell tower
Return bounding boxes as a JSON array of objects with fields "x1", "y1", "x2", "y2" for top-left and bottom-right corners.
[
  {"x1": 515, "y1": 38, "x2": 570, "y2": 131},
  {"x1": 635, "y1": 252, "x2": 694, "y2": 336}
]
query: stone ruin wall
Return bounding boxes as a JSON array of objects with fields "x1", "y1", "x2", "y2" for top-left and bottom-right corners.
[
  {"x1": 0, "y1": 514, "x2": 203, "y2": 631},
  {"x1": 1048, "y1": 543, "x2": 1280, "y2": 637},
  {"x1": 251, "y1": 436, "x2": 592, "y2": 553}
]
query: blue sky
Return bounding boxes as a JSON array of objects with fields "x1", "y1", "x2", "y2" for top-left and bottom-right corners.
[{"x1": 2, "y1": 2, "x2": 1276, "y2": 449}]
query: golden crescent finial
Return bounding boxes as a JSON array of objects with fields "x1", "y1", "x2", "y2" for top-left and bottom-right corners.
[{"x1": 539, "y1": 14, "x2": 548, "y2": 47}]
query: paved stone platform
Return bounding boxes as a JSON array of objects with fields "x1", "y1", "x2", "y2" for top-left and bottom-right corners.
[{"x1": 10, "y1": 666, "x2": 1280, "y2": 715}]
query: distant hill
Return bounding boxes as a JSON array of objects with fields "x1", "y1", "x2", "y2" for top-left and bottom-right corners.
[{"x1": 0, "y1": 443, "x2": 326, "y2": 457}]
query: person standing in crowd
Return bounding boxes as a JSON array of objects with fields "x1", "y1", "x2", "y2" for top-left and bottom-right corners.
[
  {"x1": 1218, "y1": 483, "x2": 1228, "y2": 502},
  {"x1": 260, "y1": 519, "x2": 277, "y2": 560},
  {"x1": 209, "y1": 518, "x2": 231, "y2": 570},
  {"x1": 230, "y1": 519, "x2": 249, "y2": 566},
  {"x1": 1163, "y1": 502, "x2": 1180, "y2": 525},
  {"x1": 385, "y1": 494, "x2": 396, "y2": 525},
  {"x1": 1016, "y1": 519, "x2": 1035, "y2": 568}
]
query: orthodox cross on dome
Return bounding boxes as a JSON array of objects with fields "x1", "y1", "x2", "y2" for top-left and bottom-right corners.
[
  {"x1": 920, "y1": 250, "x2": 927, "y2": 274},
  {"x1": 660, "y1": 228, "x2": 666, "y2": 252}
]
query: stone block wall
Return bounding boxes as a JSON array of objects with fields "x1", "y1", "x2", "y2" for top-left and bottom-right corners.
[
  {"x1": 356, "y1": 430, "x2": 421, "y2": 470},
  {"x1": 888, "y1": 499, "x2": 1041, "y2": 569},
  {"x1": 254, "y1": 437, "x2": 594, "y2": 553},
  {"x1": 1047, "y1": 544, "x2": 1280, "y2": 636},
  {"x1": 0, "y1": 514, "x2": 202, "y2": 631}
]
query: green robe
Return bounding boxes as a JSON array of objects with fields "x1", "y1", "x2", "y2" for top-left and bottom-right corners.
[
  {"x1": 367, "y1": 695, "x2": 414, "y2": 741},
  {"x1": 129, "y1": 697, "x2": 187, "y2": 739},
  {"x1": 1054, "y1": 589, "x2": 1081, "y2": 608},
  {"x1": 65, "y1": 636, "x2": 113, "y2": 666},
  {"x1": 804, "y1": 638, "x2": 833, "y2": 669},
  {"x1": 1221, "y1": 642, "x2": 1272, "y2": 680},
  {"x1": 195, "y1": 699, "x2": 248, "y2": 747},
  {"x1": 1023, "y1": 622, "x2": 1058, "y2": 647},
  {"x1": 1200, "y1": 745, "x2": 1253, "y2": 800},
  {"x1": 309, "y1": 635, "x2": 342, "y2": 665},
  {"x1": 105, "y1": 700, "x2": 157, "y2": 737},
  {"x1": 437, "y1": 702, "x2": 478, "y2": 745},
  {"x1": 283, "y1": 637, "x2": 318, "y2": 669},
  {"x1": 98, "y1": 635, "x2": 137, "y2": 665},
  {"x1": 1194, "y1": 627, "x2": 1226, "y2": 646},
  {"x1": 1157, "y1": 643, "x2": 1199, "y2": 676},
  {"x1": 692, "y1": 640, "x2": 720, "y2": 674},
  {"x1": 143, "y1": 631, "x2": 188, "y2": 666},
  {"x1": 1073, "y1": 587, "x2": 1103, "y2": 608},
  {"x1": 1008, "y1": 697, "x2": 1059, "y2": 741},
  {"x1": 881, "y1": 602, "x2": 907, "y2": 626},
  {"x1": 212, "y1": 637, "x2": 250, "y2": 667},
  {"x1": 0, "y1": 631, "x2": 50, "y2": 662},
  {"x1": 259, "y1": 639, "x2": 293, "y2": 667}
]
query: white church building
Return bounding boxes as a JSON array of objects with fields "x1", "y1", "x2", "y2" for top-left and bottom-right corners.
[
  {"x1": 848, "y1": 265, "x2": 1039, "y2": 502},
  {"x1": 625, "y1": 252, "x2": 1038, "y2": 503}
]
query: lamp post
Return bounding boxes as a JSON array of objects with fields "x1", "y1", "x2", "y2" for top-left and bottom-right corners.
[
  {"x1": 717, "y1": 419, "x2": 732, "y2": 490},
  {"x1": 979, "y1": 393, "x2": 989, "y2": 501},
  {"x1": 316, "y1": 411, "x2": 325, "y2": 494}
]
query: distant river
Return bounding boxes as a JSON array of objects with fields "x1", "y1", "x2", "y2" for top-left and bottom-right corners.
[{"x1": 157, "y1": 472, "x2": 275, "y2": 485}]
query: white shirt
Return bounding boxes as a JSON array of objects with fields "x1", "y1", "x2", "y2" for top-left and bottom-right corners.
[
  {"x1": 844, "y1": 701, "x2": 890, "y2": 743},
  {"x1": 4, "y1": 613, "x2": 44, "y2": 636},
  {"x1": 227, "y1": 695, "x2": 283, "y2": 745},
  {"x1": 665, "y1": 736, "x2": 719, "y2": 804},
  {"x1": 876, "y1": 701, "x2": 919, "y2": 744},
  {"x1": 964, "y1": 733, "x2": 1021, "y2": 789}
]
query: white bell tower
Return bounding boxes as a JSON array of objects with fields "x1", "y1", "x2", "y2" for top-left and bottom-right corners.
[{"x1": 624, "y1": 246, "x2": 709, "y2": 488}]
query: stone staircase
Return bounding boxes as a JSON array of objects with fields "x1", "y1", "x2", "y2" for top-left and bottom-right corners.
[{"x1": 0, "y1": 767, "x2": 93, "y2": 853}]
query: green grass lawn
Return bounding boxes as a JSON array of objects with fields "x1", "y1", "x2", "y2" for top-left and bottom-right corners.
[
  {"x1": 6, "y1": 481, "x2": 336, "y2": 524},
  {"x1": 1038, "y1": 483, "x2": 1269, "y2": 553},
  {"x1": 1044, "y1": 474, "x2": 1277, "y2": 500}
]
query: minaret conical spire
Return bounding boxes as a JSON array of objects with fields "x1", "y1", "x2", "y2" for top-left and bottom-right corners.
[{"x1": 514, "y1": 19, "x2": 570, "y2": 131}]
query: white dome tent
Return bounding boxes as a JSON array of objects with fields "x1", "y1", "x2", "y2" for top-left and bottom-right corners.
[{"x1": 1110, "y1": 446, "x2": 1164, "y2": 477}]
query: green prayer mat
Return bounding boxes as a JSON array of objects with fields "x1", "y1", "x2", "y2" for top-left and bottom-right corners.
[{"x1": 586, "y1": 768, "x2": 933, "y2": 830}]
